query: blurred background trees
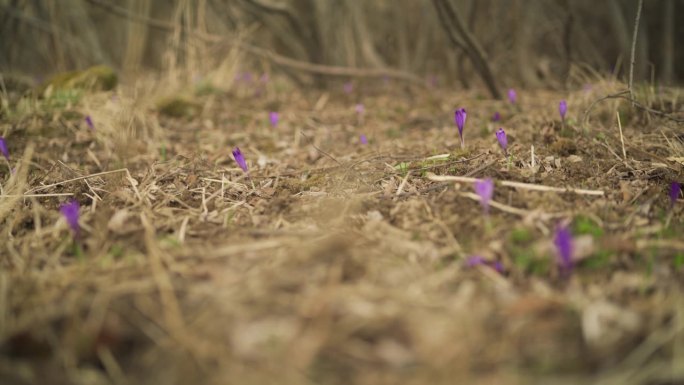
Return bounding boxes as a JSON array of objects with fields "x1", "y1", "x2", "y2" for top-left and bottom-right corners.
[{"x1": 1, "y1": 0, "x2": 682, "y2": 88}]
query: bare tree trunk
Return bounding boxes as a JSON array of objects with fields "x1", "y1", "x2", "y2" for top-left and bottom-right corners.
[
  {"x1": 123, "y1": 0, "x2": 151, "y2": 75},
  {"x1": 432, "y1": 0, "x2": 501, "y2": 98},
  {"x1": 607, "y1": 0, "x2": 630, "y2": 74},
  {"x1": 660, "y1": 0, "x2": 673, "y2": 84},
  {"x1": 513, "y1": 0, "x2": 541, "y2": 87},
  {"x1": 349, "y1": 1, "x2": 385, "y2": 68}
]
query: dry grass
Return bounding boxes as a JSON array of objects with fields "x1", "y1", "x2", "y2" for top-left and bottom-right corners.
[{"x1": 0, "y1": 71, "x2": 683, "y2": 385}]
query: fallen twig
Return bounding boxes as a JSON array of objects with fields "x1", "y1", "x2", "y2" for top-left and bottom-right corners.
[{"x1": 428, "y1": 173, "x2": 605, "y2": 196}]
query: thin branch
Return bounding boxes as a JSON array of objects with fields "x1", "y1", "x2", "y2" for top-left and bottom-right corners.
[
  {"x1": 427, "y1": 173, "x2": 605, "y2": 196},
  {"x1": 628, "y1": 0, "x2": 643, "y2": 104}
]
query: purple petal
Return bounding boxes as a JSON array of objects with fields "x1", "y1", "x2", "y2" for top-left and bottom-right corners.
[
  {"x1": 670, "y1": 182, "x2": 681, "y2": 208},
  {"x1": 465, "y1": 256, "x2": 486, "y2": 267},
  {"x1": 0, "y1": 137, "x2": 9, "y2": 161},
  {"x1": 232, "y1": 147, "x2": 248, "y2": 172},
  {"x1": 360, "y1": 134, "x2": 368, "y2": 145},
  {"x1": 60, "y1": 200, "x2": 81, "y2": 238},
  {"x1": 507, "y1": 89, "x2": 517, "y2": 104},
  {"x1": 465, "y1": 255, "x2": 504, "y2": 274},
  {"x1": 474, "y1": 178, "x2": 494, "y2": 212},
  {"x1": 355, "y1": 104, "x2": 365, "y2": 115},
  {"x1": 559, "y1": 100, "x2": 567, "y2": 120},
  {"x1": 492, "y1": 112, "x2": 501, "y2": 122},
  {"x1": 554, "y1": 224, "x2": 573, "y2": 274},
  {"x1": 269, "y1": 112, "x2": 279, "y2": 127},
  {"x1": 496, "y1": 128, "x2": 508, "y2": 155},
  {"x1": 85, "y1": 115, "x2": 94, "y2": 130}
]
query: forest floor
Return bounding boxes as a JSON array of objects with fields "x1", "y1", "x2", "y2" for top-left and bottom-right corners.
[{"x1": 1, "y1": 73, "x2": 683, "y2": 385}]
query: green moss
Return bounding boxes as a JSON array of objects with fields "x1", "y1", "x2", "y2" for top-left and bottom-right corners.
[
  {"x1": 573, "y1": 215, "x2": 603, "y2": 237},
  {"x1": 45, "y1": 89, "x2": 82, "y2": 110},
  {"x1": 510, "y1": 227, "x2": 534, "y2": 244},
  {"x1": 42, "y1": 65, "x2": 117, "y2": 93},
  {"x1": 580, "y1": 250, "x2": 612, "y2": 270},
  {"x1": 513, "y1": 251, "x2": 550, "y2": 275},
  {"x1": 386, "y1": 128, "x2": 401, "y2": 138},
  {"x1": 194, "y1": 80, "x2": 220, "y2": 96},
  {"x1": 157, "y1": 96, "x2": 200, "y2": 118},
  {"x1": 674, "y1": 253, "x2": 684, "y2": 270}
]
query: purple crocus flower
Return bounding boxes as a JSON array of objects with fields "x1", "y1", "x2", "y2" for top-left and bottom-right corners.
[
  {"x1": 554, "y1": 224, "x2": 573, "y2": 275},
  {"x1": 496, "y1": 128, "x2": 508, "y2": 156},
  {"x1": 360, "y1": 134, "x2": 368, "y2": 145},
  {"x1": 466, "y1": 255, "x2": 486, "y2": 267},
  {"x1": 85, "y1": 115, "x2": 94, "y2": 130},
  {"x1": 465, "y1": 255, "x2": 504, "y2": 274},
  {"x1": 559, "y1": 100, "x2": 567, "y2": 121},
  {"x1": 492, "y1": 112, "x2": 501, "y2": 122},
  {"x1": 355, "y1": 103, "x2": 365, "y2": 115},
  {"x1": 0, "y1": 137, "x2": 9, "y2": 161},
  {"x1": 343, "y1": 82, "x2": 353, "y2": 94},
  {"x1": 507, "y1": 88, "x2": 517, "y2": 104},
  {"x1": 670, "y1": 182, "x2": 681, "y2": 208},
  {"x1": 474, "y1": 178, "x2": 494, "y2": 213},
  {"x1": 232, "y1": 147, "x2": 248, "y2": 172},
  {"x1": 60, "y1": 200, "x2": 80, "y2": 238},
  {"x1": 454, "y1": 108, "x2": 466, "y2": 148},
  {"x1": 269, "y1": 112, "x2": 279, "y2": 127}
]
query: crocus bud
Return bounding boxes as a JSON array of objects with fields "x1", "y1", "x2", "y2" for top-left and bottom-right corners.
[
  {"x1": 474, "y1": 178, "x2": 494, "y2": 213},
  {"x1": 496, "y1": 128, "x2": 508, "y2": 156},
  {"x1": 507, "y1": 89, "x2": 517, "y2": 104},
  {"x1": 554, "y1": 224, "x2": 573, "y2": 276},
  {"x1": 269, "y1": 112, "x2": 279, "y2": 127},
  {"x1": 232, "y1": 147, "x2": 248, "y2": 172},
  {"x1": 454, "y1": 108, "x2": 466, "y2": 148},
  {"x1": 0, "y1": 137, "x2": 9, "y2": 161},
  {"x1": 559, "y1": 100, "x2": 567, "y2": 121},
  {"x1": 60, "y1": 200, "x2": 81, "y2": 238}
]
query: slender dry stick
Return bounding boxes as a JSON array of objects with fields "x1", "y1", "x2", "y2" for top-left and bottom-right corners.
[
  {"x1": 629, "y1": 0, "x2": 644, "y2": 105},
  {"x1": 26, "y1": 168, "x2": 130, "y2": 193},
  {"x1": 1, "y1": 193, "x2": 74, "y2": 198},
  {"x1": 616, "y1": 111, "x2": 627, "y2": 159},
  {"x1": 428, "y1": 173, "x2": 605, "y2": 196}
]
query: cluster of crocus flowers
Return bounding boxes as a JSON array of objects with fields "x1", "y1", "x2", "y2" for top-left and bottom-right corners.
[
  {"x1": 60, "y1": 200, "x2": 81, "y2": 239},
  {"x1": 474, "y1": 178, "x2": 494, "y2": 214},
  {"x1": 559, "y1": 100, "x2": 567, "y2": 122},
  {"x1": 496, "y1": 128, "x2": 508, "y2": 156},
  {"x1": 269, "y1": 112, "x2": 279, "y2": 128},
  {"x1": 465, "y1": 255, "x2": 504, "y2": 274},
  {"x1": 232, "y1": 147, "x2": 248, "y2": 173},
  {"x1": 671, "y1": 182, "x2": 681, "y2": 209},
  {"x1": 0, "y1": 137, "x2": 9, "y2": 161},
  {"x1": 454, "y1": 108, "x2": 467, "y2": 148},
  {"x1": 554, "y1": 224, "x2": 573, "y2": 276}
]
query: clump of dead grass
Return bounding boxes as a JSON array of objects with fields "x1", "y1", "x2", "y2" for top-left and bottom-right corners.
[{"x1": 0, "y1": 68, "x2": 683, "y2": 385}]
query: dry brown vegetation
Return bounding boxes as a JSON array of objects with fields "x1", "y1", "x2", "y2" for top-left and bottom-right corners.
[
  {"x1": 1, "y1": 1, "x2": 684, "y2": 384},
  {"x1": 0, "y1": 66, "x2": 683, "y2": 384}
]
